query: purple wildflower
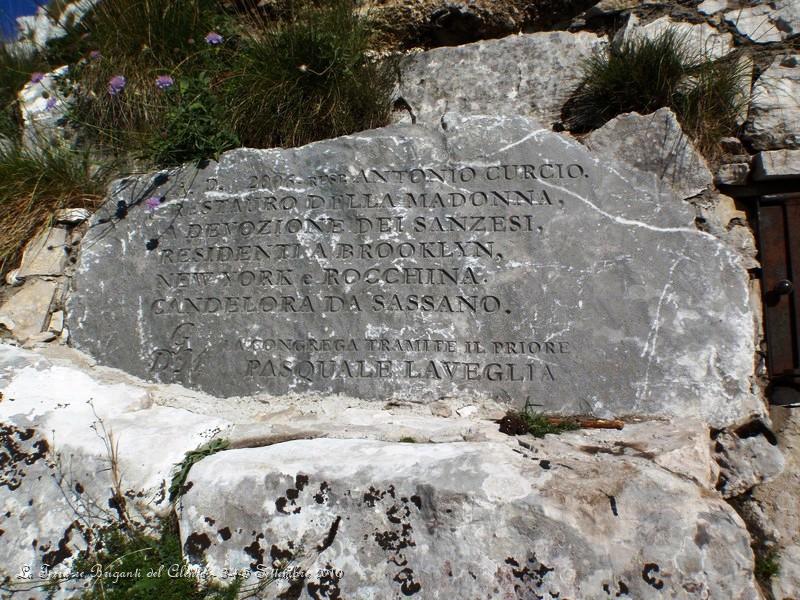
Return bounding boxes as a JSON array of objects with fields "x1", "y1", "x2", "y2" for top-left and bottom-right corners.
[
  {"x1": 204, "y1": 31, "x2": 223, "y2": 45},
  {"x1": 107, "y1": 75, "x2": 127, "y2": 96},
  {"x1": 155, "y1": 75, "x2": 174, "y2": 90},
  {"x1": 145, "y1": 196, "x2": 163, "y2": 212},
  {"x1": 30, "y1": 72, "x2": 45, "y2": 84},
  {"x1": 45, "y1": 97, "x2": 58, "y2": 111},
  {"x1": 89, "y1": 50, "x2": 101, "y2": 60}
]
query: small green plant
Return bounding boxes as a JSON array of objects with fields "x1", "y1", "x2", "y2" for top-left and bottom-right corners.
[
  {"x1": 68, "y1": 514, "x2": 242, "y2": 600},
  {"x1": 169, "y1": 438, "x2": 230, "y2": 503},
  {"x1": 225, "y1": 0, "x2": 393, "y2": 148},
  {"x1": 520, "y1": 411, "x2": 580, "y2": 438},
  {"x1": 0, "y1": 142, "x2": 110, "y2": 276},
  {"x1": 564, "y1": 27, "x2": 750, "y2": 157},
  {"x1": 498, "y1": 409, "x2": 580, "y2": 438},
  {"x1": 754, "y1": 548, "x2": 781, "y2": 582},
  {"x1": 146, "y1": 73, "x2": 239, "y2": 166},
  {"x1": 399, "y1": 436, "x2": 417, "y2": 443}
]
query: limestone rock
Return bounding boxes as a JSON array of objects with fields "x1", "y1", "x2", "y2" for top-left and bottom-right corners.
[
  {"x1": 396, "y1": 32, "x2": 606, "y2": 127},
  {"x1": 17, "y1": 227, "x2": 68, "y2": 278},
  {"x1": 18, "y1": 65, "x2": 73, "y2": 151},
  {"x1": 0, "y1": 341, "x2": 766, "y2": 599},
  {"x1": 178, "y1": 430, "x2": 759, "y2": 599},
  {"x1": 715, "y1": 162, "x2": 750, "y2": 186},
  {"x1": 724, "y1": 1, "x2": 800, "y2": 43},
  {"x1": 753, "y1": 149, "x2": 800, "y2": 180},
  {"x1": 67, "y1": 114, "x2": 761, "y2": 427},
  {"x1": 617, "y1": 15, "x2": 735, "y2": 59},
  {"x1": 584, "y1": 107, "x2": 713, "y2": 199},
  {"x1": 714, "y1": 428, "x2": 785, "y2": 498},
  {"x1": 745, "y1": 55, "x2": 800, "y2": 151},
  {"x1": 0, "y1": 279, "x2": 57, "y2": 341},
  {"x1": 55, "y1": 208, "x2": 91, "y2": 225},
  {"x1": 12, "y1": 1, "x2": 96, "y2": 55}
]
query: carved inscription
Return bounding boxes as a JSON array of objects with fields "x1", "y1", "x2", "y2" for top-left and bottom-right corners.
[{"x1": 135, "y1": 161, "x2": 584, "y2": 399}]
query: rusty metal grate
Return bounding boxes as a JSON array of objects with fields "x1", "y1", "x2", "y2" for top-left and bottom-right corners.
[{"x1": 757, "y1": 193, "x2": 800, "y2": 403}]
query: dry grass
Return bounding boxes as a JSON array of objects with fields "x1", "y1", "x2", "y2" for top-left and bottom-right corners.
[{"x1": 0, "y1": 144, "x2": 109, "y2": 276}]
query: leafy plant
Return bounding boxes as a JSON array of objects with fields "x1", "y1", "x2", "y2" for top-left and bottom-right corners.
[
  {"x1": 754, "y1": 548, "x2": 781, "y2": 582},
  {"x1": 225, "y1": 0, "x2": 393, "y2": 148},
  {"x1": 65, "y1": 0, "x2": 223, "y2": 153},
  {"x1": 564, "y1": 27, "x2": 750, "y2": 157},
  {"x1": 169, "y1": 438, "x2": 230, "y2": 503},
  {"x1": 69, "y1": 515, "x2": 243, "y2": 600},
  {"x1": 146, "y1": 73, "x2": 239, "y2": 166},
  {"x1": 498, "y1": 410, "x2": 580, "y2": 438},
  {"x1": 0, "y1": 142, "x2": 111, "y2": 276}
]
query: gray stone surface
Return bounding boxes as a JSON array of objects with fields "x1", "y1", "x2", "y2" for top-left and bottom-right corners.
[
  {"x1": 715, "y1": 429, "x2": 785, "y2": 498},
  {"x1": 18, "y1": 65, "x2": 73, "y2": 151},
  {"x1": 753, "y1": 149, "x2": 800, "y2": 180},
  {"x1": 724, "y1": 1, "x2": 800, "y2": 43},
  {"x1": 0, "y1": 342, "x2": 763, "y2": 599},
  {"x1": 395, "y1": 31, "x2": 606, "y2": 127},
  {"x1": 745, "y1": 55, "x2": 800, "y2": 151},
  {"x1": 715, "y1": 162, "x2": 750, "y2": 186},
  {"x1": 0, "y1": 279, "x2": 57, "y2": 341},
  {"x1": 179, "y1": 432, "x2": 759, "y2": 599},
  {"x1": 584, "y1": 108, "x2": 713, "y2": 200},
  {"x1": 616, "y1": 15, "x2": 735, "y2": 59},
  {"x1": 67, "y1": 114, "x2": 760, "y2": 426},
  {"x1": 17, "y1": 227, "x2": 68, "y2": 278}
]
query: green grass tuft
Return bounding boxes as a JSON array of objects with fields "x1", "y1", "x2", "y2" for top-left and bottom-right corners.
[
  {"x1": 0, "y1": 142, "x2": 110, "y2": 276},
  {"x1": 224, "y1": 0, "x2": 393, "y2": 149},
  {"x1": 68, "y1": 514, "x2": 243, "y2": 600},
  {"x1": 169, "y1": 438, "x2": 230, "y2": 503},
  {"x1": 519, "y1": 411, "x2": 580, "y2": 438},
  {"x1": 563, "y1": 27, "x2": 750, "y2": 157}
]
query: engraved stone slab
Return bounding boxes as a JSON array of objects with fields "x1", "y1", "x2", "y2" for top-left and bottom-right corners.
[{"x1": 67, "y1": 114, "x2": 759, "y2": 426}]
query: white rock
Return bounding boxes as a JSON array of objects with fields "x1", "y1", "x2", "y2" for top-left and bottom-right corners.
[
  {"x1": 584, "y1": 107, "x2": 713, "y2": 200},
  {"x1": 745, "y1": 55, "x2": 800, "y2": 151},
  {"x1": 178, "y1": 428, "x2": 759, "y2": 598},
  {"x1": 698, "y1": 0, "x2": 728, "y2": 15},
  {"x1": 725, "y1": 1, "x2": 799, "y2": 43},
  {"x1": 5, "y1": 268, "x2": 24, "y2": 286},
  {"x1": 396, "y1": 31, "x2": 606, "y2": 127},
  {"x1": 617, "y1": 15, "x2": 735, "y2": 59},
  {"x1": 715, "y1": 162, "x2": 750, "y2": 186},
  {"x1": 48, "y1": 310, "x2": 64, "y2": 334},
  {"x1": 715, "y1": 429, "x2": 785, "y2": 497},
  {"x1": 16, "y1": 227, "x2": 68, "y2": 278},
  {"x1": 753, "y1": 149, "x2": 800, "y2": 180},
  {"x1": 0, "y1": 342, "x2": 769, "y2": 598},
  {"x1": 18, "y1": 65, "x2": 72, "y2": 151},
  {"x1": 0, "y1": 279, "x2": 57, "y2": 341},
  {"x1": 54, "y1": 208, "x2": 91, "y2": 225}
]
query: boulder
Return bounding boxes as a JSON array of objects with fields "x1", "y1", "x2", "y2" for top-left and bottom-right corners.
[
  {"x1": 724, "y1": 1, "x2": 800, "y2": 43},
  {"x1": 67, "y1": 114, "x2": 761, "y2": 427},
  {"x1": 615, "y1": 14, "x2": 735, "y2": 60},
  {"x1": 395, "y1": 32, "x2": 606, "y2": 127},
  {"x1": 16, "y1": 227, "x2": 68, "y2": 278},
  {"x1": 0, "y1": 279, "x2": 58, "y2": 342},
  {"x1": 18, "y1": 65, "x2": 73, "y2": 152},
  {"x1": 745, "y1": 55, "x2": 800, "y2": 151},
  {"x1": 178, "y1": 431, "x2": 760, "y2": 599},
  {"x1": 584, "y1": 107, "x2": 713, "y2": 200},
  {"x1": 0, "y1": 343, "x2": 764, "y2": 599}
]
